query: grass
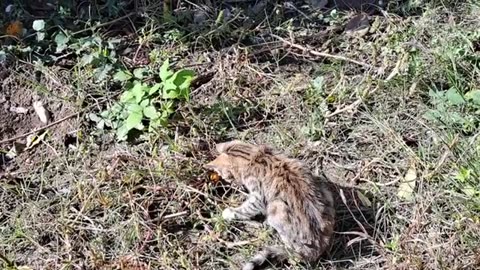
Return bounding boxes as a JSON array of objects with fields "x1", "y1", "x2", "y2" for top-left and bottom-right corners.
[{"x1": 1, "y1": 0, "x2": 480, "y2": 269}]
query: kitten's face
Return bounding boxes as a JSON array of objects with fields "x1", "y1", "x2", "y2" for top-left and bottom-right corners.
[
  {"x1": 204, "y1": 153, "x2": 234, "y2": 181},
  {"x1": 204, "y1": 140, "x2": 251, "y2": 182}
]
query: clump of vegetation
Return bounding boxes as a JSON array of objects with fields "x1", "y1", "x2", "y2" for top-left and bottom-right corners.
[{"x1": 90, "y1": 60, "x2": 195, "y2": 140}]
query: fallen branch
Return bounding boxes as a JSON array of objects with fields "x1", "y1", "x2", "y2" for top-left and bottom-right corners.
[{"x1": 272, "y1": 34, "x2": 373, "y2": 68}]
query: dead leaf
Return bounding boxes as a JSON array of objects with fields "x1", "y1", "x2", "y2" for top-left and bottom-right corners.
[
  {"x1": 356, "y1": 190, "x2": 372, "y2": 207},
  {"x1": 398, "y1": 164, "x2": 417, "y2": 201},
  {"x1": 33, "y1": 101, "x2": 50, "y2": 124},
  {"x1": 25, "y1": 131, "x2": 47, "y2": 149},
  {"x1": 5, "y1": 20, "x2": 24, "y2": 38}
]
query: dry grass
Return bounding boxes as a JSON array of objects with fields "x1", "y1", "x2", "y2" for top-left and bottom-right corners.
[{"x1": 1, "y1": 0, "x2": 480, "y2": 269}]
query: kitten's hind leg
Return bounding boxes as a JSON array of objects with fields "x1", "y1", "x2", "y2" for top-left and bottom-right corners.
[
  {"x1": 223, "y1": 192, "x2": 265, "y2": 221},
  {"x1": 242, "y1": 246, "x2": 287, "y2": 270}
]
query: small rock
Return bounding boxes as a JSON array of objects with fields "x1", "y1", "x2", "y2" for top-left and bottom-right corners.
[{"x1": 9, "y1": 106, "x2": 28, "y2": 114}]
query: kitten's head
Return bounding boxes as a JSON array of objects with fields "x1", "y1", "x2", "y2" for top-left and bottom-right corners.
[{"x1": 204, "y1": 140, "x2": 257, "y2": 182}]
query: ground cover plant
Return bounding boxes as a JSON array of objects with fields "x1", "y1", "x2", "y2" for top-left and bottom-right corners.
[{"x1": 0, "y1": 0, "x2": 479, "y2": 269}]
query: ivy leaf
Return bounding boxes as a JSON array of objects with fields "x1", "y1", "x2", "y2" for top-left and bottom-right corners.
[
  {"x1": 160, "y1": 59, "x2": 174, "y2": 82},
  {"x1": 120, "y1": 90, "x2": 135, "y2": 103},
  {"x1": 133, "y1": 68, "x2": 146, "y2": 79},
  {"x1": 54, "y1": 32, "x2": 69, "y2": 53},
  {"x1": 149, "y1": 83, "x2": 162, "y2": 95},
  {"x1": 143, "y1": 106, "x2": 159, "y2": 119},
  {"x1": 162, "y1": 80, "x2": 179, "y2": 99},
  {"x1": 140, "y1": 99, "x2": 150, "y2": 108},
  {"x1": 116, "y1": 124, "x2": 130, "y2": 141},
  {"x1": 125, "y1": 111, "x2": 143, "y2": 130},
  {"x1": 113, "y1": 70, "x2": 132, "y2": 82},
  {"x1": 127, "y1": 103, "x2": 144, "y2": 113},
  {"x1": 172, "y1": 70, "x2": 194, "y2": 100},
  {"x1": 130, "y1": 83, "x2": 146, "y2": 103},
  {"x1": 32, "y1": 20, "x2": 45, "y2": 31}
]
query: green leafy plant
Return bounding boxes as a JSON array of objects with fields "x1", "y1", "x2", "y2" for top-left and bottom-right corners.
[
  {"x1": 90, "y1": 60, "x2": 195, "y2": 141},
  {"x1": 424, "y1": 87, "x2": 480, "y2": 134}
]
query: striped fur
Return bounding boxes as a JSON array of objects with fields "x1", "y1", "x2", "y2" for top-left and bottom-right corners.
[{"x1": 204, "y1": 140, "x2": 335, "y2": 270}]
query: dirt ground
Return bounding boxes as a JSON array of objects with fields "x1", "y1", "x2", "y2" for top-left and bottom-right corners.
[{"x1": 1, "y1": 0, "x2": 480, "y2": 270}]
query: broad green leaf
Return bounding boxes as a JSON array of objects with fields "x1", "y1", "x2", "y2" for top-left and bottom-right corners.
[
  {"x1": 160, "y1": 60, "x2": 174, "y2": 81},
  {"x1": 162, "y1": 80, "x2": 179, "y2": 99},
  {"x1": 100, "y1": 110, "x2": 110, "y2": 118},
  {"x1": 130, "y1": 83, "x2": 146, "y2": 103},
  {"x1": 54, "y1": 32, "x2": 68, "y2": 45},
  {"x1": 446, "y1": 88, "x2": 465, "y2": 105},
  {"x1": 32, "y1": 20, "x2": 45, "y2": 31},
  {"x1": 149, "y1": 83, "x2": 162, "y2": 95},
  {"x1": 133, "y1": 68, "x2": 146, "y2": 79},
  {"x1": 113, "y1": 70, "x2": 132, "y2": 82},
  {"x1": 116, "y1": 124, "x2": 130, "y2": 141},
  {"x1": 125, "y1": 111, "x2": 143, "y2": 130},
  {"x1": 94, "y1": 64, "x2": 113, "y2": 82},
  {"x1": 173, "y1": 70, "x2": 195, "y2": 89},
  {"x1": 80, "y1": 54, "x2": 94, "y2": 66},
  {"x1": 54, "y1": 32, "x2": 69, "y2": 53},
  {"x1": 140, "y1": 99, "x2": 150, "y2": 108},
  {"x1": 88, "y1": 113, "x2": 101, "y2": 122},
  {"x1": 120, "y1": 91, "x2": 135, "y2": 103},
  {"x1": 465, "y1": 90, "x2": 480, "y2": 106},
  {"x1": 398, "y1": 165, "x2": 416, "y2": 201},
  {"x1": 127, "y1": 103, "x2": 144, "y2": 113},
  {"x1": 143, "y1": 106, "x2": 159, "y2": 119}
]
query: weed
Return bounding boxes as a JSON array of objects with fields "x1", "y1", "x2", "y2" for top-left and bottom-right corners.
[{"x1": 89, "y1": 60, "x2": 195, "y2": 140}]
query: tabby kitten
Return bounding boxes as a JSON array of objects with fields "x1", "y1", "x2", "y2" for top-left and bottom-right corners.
[{"x1": 204, "y1": 140, "x2": 335, "y2": 270}]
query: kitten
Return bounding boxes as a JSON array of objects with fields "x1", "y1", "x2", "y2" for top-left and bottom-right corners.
[{"x1": 204, "y1": 140, "x2": 335, "y2": 270}]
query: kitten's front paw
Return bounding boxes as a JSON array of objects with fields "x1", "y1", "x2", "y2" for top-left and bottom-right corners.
[
  {"x1": 222, "y1": 208, "x2": 236, "y2": 221},
  {"x1": 242, "y1": 263, "x2": 255, "y2": 270}
]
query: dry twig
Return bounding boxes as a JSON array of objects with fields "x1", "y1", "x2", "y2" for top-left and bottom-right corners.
[{"x1": 272, "y1": 34, "x2": 373, "y2": 68}]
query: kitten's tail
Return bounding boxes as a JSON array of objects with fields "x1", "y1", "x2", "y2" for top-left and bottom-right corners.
[{"x1": 242, "y1": 246, "x2": 288, "y2": 270}]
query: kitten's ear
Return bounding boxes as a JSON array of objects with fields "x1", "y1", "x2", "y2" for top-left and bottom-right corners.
[{"x1": 215, "y1": 140, "x2": 243, "y2": 153}]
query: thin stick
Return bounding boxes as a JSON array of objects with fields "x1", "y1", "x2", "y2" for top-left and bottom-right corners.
[
  {"x1": 0, "y1": 110, "x2": 82, "y2": 145},
  {"x1": 162, "y1": 211, "x2": 189, "y2": 220},
  {"x1": 271, "y1": 34, "x2": 372, "y2": 68}
]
